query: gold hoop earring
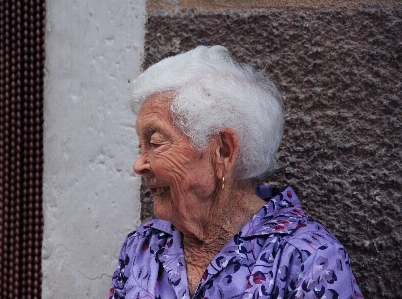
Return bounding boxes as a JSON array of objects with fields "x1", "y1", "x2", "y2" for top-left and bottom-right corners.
[{"x1": 221, "y1": 176, "x2": 225, "y2": 190}]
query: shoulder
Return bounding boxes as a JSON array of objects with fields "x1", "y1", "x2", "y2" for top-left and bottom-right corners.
[
  {"x1": 119, "y1": 218, "x2": 176, "y2": 255},
  {"x1": 278, "y1": 216, "x2": 348, "y2": 269},
  {"x1": 275, "y1": 218, "x2": 363, "y2": 298},
  {"x1": 113, "y1": 219, "x2": 176, "y2": 282},
  {"x1": 110, "y1": 220, "x2": 179, "y2": 299},
  {"x1": 286, "y1": 216, "x2": 342, "y2": 249}
]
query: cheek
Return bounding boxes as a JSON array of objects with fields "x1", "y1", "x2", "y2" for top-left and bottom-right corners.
[
  {"x1": 151, "y1": 148, "x2": 192, "y2": 181},
  {"x1": 191, "y1": 165, "x2": 217, "y2": 192}
]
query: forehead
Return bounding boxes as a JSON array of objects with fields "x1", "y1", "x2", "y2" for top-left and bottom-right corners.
[{"x1": 136, "y1": 93, "x2": 173, "y2": 133}]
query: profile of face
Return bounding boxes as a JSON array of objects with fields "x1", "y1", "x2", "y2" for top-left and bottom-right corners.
[{"x1": 133, "y1": 93, "x2": 220, "y2": 232}]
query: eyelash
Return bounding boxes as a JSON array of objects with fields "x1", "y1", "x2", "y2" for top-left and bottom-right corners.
[{"x1": 149, "y1": 142, "x2": 161, "y2": 148}]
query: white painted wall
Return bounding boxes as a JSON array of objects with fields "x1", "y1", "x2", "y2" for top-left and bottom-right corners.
[{"x1": 42, "y1": 1, "x2": 146, "y2": 298}]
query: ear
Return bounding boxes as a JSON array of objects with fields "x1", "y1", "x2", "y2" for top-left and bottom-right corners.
[{"x1": 214, "y1": 127, "x2": 239, "y2": 179}]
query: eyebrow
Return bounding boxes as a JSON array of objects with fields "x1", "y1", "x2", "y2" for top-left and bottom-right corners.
[{"x1": 138, "y1": 125, "x2": 170, "y2": 141}]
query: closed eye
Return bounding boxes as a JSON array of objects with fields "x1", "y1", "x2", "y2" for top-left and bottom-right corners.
[{"x1": 149, "y1": 142, "x2": 162, "y2": 148}]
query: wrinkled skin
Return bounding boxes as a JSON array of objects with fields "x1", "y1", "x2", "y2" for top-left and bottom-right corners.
[
  {"x1": 133, "y1": 93, "x2": 266, "y2": 295},
  {"x1": 134, "y1": 94, "x2": 220, "y2": 237}
]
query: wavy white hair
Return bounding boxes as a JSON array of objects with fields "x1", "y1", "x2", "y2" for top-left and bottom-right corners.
[{"x1": 131, "y1": 45, "x2": 284, "y2": 180}]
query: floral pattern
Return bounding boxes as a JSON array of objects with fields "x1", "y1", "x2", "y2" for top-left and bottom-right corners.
[{"x1": 109, "y1": 185, "x2": 363, "y2": 299}]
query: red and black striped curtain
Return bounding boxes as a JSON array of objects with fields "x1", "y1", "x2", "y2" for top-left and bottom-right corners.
[{"x1": 0, "y1": 1, "x2": 45, "y2": 298}]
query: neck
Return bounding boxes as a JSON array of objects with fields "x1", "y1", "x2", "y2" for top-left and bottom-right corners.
[
  {"x1": 182, "y1": 179, "x2": 264, "y2": 251},
  {"x1": 182, "y1": 179, "x2": 265, "y2": 296}
]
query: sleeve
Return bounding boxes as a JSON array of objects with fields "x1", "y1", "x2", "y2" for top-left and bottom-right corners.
[
  {"x1": 108, "y1": 238, "x2": 130, "y2": 299},
  {"x1": 284, "y1": 242, "x2": 364, "y2": 299}
]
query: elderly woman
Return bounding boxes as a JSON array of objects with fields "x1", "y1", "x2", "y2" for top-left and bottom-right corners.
[{"x1": 109, "y1": 46, "x2": 363, "y2": 299}]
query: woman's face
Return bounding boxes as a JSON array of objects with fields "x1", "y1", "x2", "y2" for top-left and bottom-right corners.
[{"x1": 133, "y1": 94, "x2": 218, "y2": 232}]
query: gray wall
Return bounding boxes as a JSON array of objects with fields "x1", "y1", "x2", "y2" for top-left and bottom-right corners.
[
  {"x1": 141, "y1": 2, "x2": 402, "y2": 298},
  {"x1": 43, "y1": 1, "x2": 145, "y2": 297}
]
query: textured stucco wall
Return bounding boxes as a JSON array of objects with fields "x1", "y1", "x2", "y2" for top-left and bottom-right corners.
[
  {"x1": 42, "y1": 1, "x2": 145, "y2": 297},
  {"x1": 142, "y1": 3, "x2": 402, "y2": 298},
  {"x1": 147, "y1": 0, "x2": 399, "y2": 12}
]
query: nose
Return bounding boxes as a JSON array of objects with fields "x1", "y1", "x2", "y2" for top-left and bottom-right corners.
[{"x1": 133, "y1": 152, "x2": 151, "y2": 175}]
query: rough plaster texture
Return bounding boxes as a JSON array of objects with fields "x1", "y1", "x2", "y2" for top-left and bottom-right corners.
[
  {"x1": 147, "y1": 0, "x2": 399, "y2": 12},
  {"x1": 142, "y1": 4, "x2": 402, "y2": 298},
  {"x1": 42, "y1": 0, "x2": 145, "y2": 297}
]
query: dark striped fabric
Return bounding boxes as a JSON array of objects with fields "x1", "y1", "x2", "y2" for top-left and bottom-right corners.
[{"x1": 0, "y1": 1, "x2": 45, "y2": 298}]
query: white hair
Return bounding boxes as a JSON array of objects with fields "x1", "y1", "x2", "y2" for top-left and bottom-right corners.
[{"x1": 131, "y1": 45, "x2": 284, "y2": 180}]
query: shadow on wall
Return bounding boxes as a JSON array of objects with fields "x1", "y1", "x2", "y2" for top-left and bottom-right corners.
[{"x1": 140, "y1": 4, "x2": 402, "y2": 299}]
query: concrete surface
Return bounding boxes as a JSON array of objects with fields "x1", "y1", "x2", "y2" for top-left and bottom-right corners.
[{"x1": 42, "y1": 0, "x2": 145, "y2": 297}]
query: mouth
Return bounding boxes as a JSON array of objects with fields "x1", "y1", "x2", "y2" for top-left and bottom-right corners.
[{"x1": 149, "y1": 186, "x2": 170, "y2": 196}]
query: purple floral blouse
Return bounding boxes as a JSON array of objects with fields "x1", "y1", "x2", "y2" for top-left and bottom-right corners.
[{"x1": 109, "y1": 185, "x2": 364, "y2": 299}]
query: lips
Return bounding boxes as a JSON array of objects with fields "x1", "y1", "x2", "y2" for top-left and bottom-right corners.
[{"x1": 149, "y1": 186, "x2": 170, "y2": 196}]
